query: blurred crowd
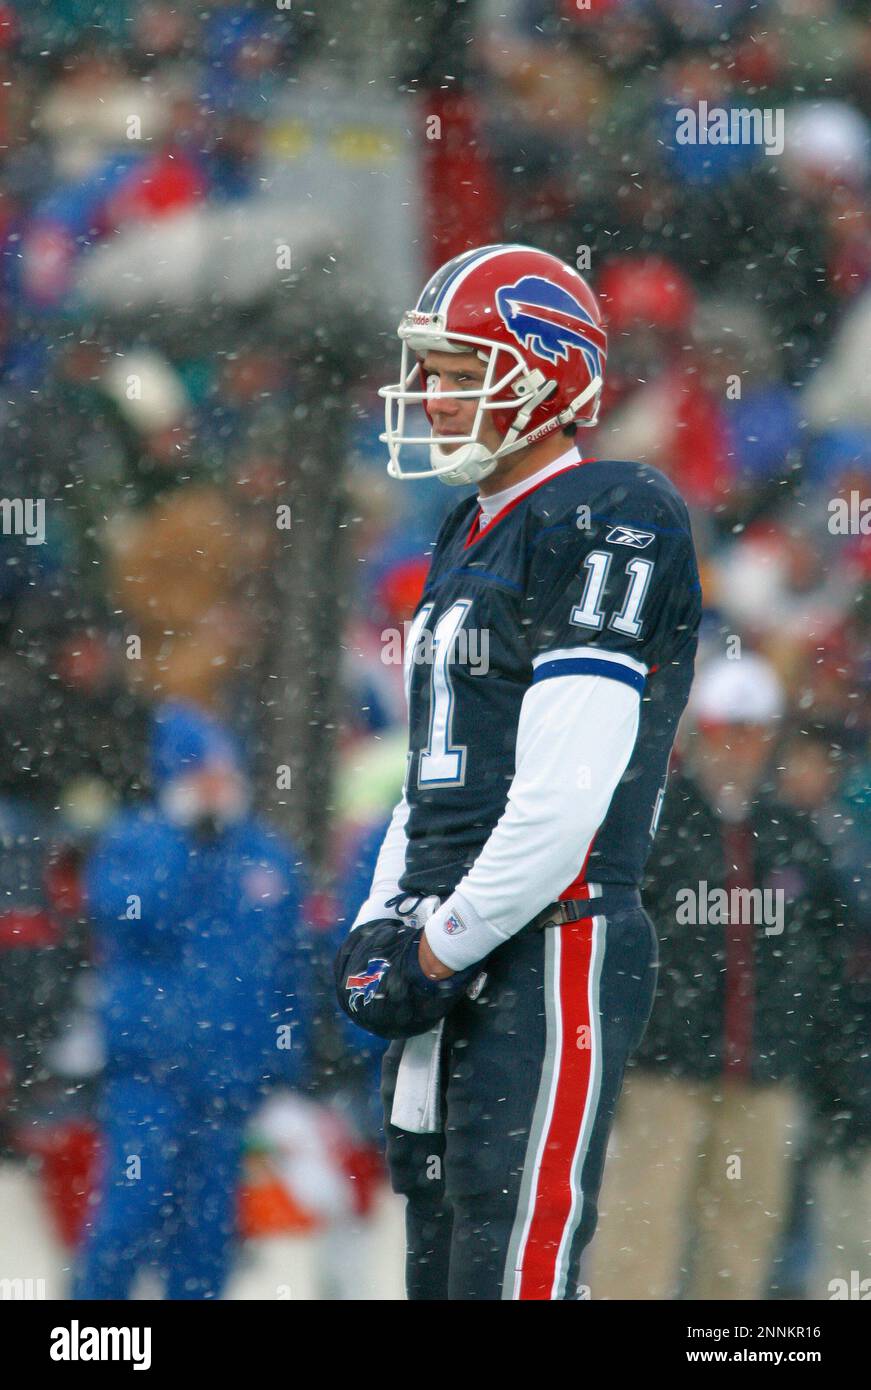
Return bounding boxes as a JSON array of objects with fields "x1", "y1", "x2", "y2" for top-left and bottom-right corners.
[{"x1": 0, "y1": 0, "x2": 868, "y2": 1298}]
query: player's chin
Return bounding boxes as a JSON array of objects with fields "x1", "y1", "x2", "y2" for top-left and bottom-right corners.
[{"x1": 432, "y1": 433, "x2": 465, "y2": 455}]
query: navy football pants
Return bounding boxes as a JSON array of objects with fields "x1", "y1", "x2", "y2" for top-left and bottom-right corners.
[{"x1": 382, "y1": 897, "x2": 658, "y2": 1300}]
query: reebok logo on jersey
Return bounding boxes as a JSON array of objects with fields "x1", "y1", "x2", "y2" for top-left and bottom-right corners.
[{"x1": 605, "y1": 525, "x2": 655, "y2": 549}]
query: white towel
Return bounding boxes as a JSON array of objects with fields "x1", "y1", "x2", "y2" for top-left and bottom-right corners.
[{"x1": 390, "y1": 1021, "x2": 445, "y2": 1134}]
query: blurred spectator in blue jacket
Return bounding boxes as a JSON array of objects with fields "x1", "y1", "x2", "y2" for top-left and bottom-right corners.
[{"x1": 72, "y1": 699, "x2": 313, "y2": 1300}]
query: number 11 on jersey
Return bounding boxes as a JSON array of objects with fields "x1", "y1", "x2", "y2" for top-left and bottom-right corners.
[
  {"x1": 406, "y1": 600, "x2": 473, "y2": 788},
  {"x1": 570, "y1": 551, "x2": 654, "y2": 639}
]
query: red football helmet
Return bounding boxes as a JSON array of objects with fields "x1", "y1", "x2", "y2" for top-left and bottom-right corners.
[{"x1": 380, "y1": 244, "x2": 607, "y2": 485}]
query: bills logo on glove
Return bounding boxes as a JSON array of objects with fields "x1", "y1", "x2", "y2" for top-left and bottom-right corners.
[
  {"x1": 335, "y1": 917, "x2": 486, "y2": 1041},
  {"x1": 345, "y1": 958, "x2": 390, "y2": 1012}
]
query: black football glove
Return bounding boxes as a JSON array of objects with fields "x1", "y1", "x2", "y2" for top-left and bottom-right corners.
[{"x1": 334, "y1": 916, "x2": 484, "y2": 1041}]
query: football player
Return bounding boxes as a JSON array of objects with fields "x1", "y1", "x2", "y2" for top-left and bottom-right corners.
[{"x1": 335, "y1": 243, "x2": 701, "y2": 1299}]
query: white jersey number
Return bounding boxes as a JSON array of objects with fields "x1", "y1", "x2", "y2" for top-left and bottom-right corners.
[
  {"x1": 570, "y1": 552, "x2": 654, "y2": 639},
  {"x1": 414, "y1": 600, "x2": 473, "y2": 788}
]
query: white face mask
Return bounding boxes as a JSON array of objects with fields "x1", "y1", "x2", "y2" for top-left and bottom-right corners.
[
  {"x1": 160, "y1": 766, "x2": 249, "y2": 829},
  {"x1": 378, "y1": 322, "x2": 602, "y2": 487}
]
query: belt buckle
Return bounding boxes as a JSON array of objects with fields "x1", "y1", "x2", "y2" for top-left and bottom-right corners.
[
  {"x1": 543, "y1": 899, "x2": 591, "y2": 928},
  {"x1": 559, "y1": 899, "x2": 588, "y2": 924},
  {"x1": 531, "y1": 898, "x2": 591, "y2": 931},
  {"x1": 536, "y1": 902, "x2": 565, "y2": 930}
]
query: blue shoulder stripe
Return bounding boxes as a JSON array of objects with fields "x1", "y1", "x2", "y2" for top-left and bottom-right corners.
[{"x1": 532, "y1": 656, "x2": 645, "y2": 694}]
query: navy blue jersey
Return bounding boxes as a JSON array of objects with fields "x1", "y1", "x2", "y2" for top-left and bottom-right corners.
[{"x1": 398, "y1": 455, "x2": 701, "y2": 900}]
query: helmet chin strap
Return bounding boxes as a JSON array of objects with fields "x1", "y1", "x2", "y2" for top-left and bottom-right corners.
[
  {"x1": 429, "y1": 371, "x2": 561, "y2": 487},
  {"x1": 426, "y1": 369, "x2": 604, "y2": 488}
]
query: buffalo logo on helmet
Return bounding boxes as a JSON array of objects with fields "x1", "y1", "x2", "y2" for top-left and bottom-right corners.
[
  {"x1": 345, "y1": 958, "x2": 390, "y2": 1012},
  {"x1": 495, "y1": 274, "x2": 605, "y2": 380}
]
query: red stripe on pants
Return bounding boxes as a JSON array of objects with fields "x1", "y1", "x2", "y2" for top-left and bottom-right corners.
[{"x1": 517, "y1": 919, "x2": 594, "y2": 1299}]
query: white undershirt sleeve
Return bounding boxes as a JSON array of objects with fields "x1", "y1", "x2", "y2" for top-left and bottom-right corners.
[
  {"x1": 350, "y1": 789, "x2": 411, "y2": 929},
  {"x1": 423, "y1": 670, "x2": 641, "y2": 970}
]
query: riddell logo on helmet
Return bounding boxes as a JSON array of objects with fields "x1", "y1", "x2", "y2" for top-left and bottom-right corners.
[
  {"x1": 403, "y1": 311, "x2": 441, "y2": 329},
  {"x1": 525, "y1": 418, "x2": 563, "y2": 445}
]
